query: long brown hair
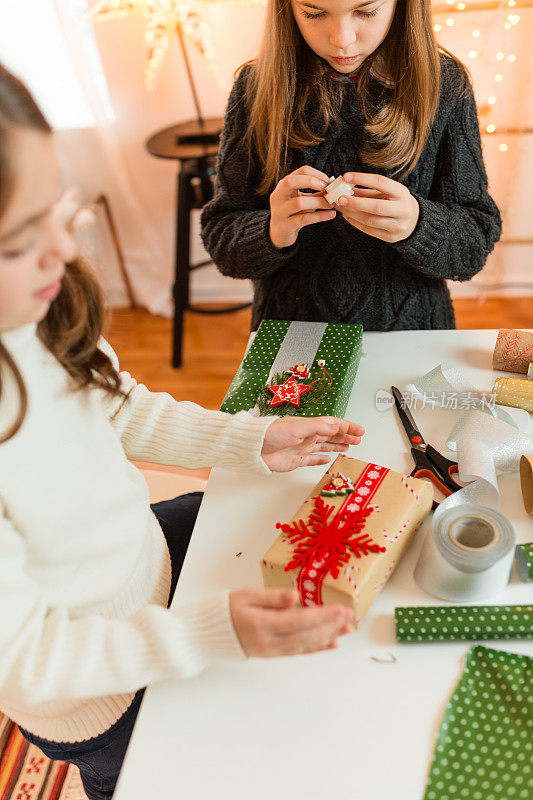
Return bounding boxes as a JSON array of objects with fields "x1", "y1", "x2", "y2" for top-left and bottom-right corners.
[
  {"x1": 245, "y1": 0, "x2": 467, "y2": 194},
  {"x1": 0, "y1": 65, "x2": 124, "y2": 445}
]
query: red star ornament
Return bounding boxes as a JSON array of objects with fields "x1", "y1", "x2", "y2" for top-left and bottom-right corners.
[{"x1": 268, "y1": 376, "x2": 313, "y2": 408}]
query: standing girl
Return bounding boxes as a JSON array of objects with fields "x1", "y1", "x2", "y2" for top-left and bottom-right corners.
[
  {"x1": 201, "y1": 0, "x2": 501, "y2": 331},
  {"x1": 0, "y1": 65, "x2": 362, "y2": 800}
]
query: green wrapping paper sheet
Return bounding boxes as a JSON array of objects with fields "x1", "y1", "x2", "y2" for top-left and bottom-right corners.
[
  {"x1": 220, "y1": 320, "x2": 363, "y2": 417},
  {"x1": 395, "y1": 605, "x2": 533, "y2": 642},
  {"x1": 423, "y1": 645, "x2": 532, "y2": 800},
  {"x1": 515, "y1": 543, "x2": 533, "y2": 582}
]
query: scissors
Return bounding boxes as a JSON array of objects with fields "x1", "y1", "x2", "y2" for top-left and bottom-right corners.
[{"x1": 391, "y1": 386, "x2": 462, "y2": 510}]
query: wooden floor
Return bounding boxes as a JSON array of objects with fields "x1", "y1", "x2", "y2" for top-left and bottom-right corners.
[{"x1": 107, "y1": 298, "x2": 532, "y2": 409}]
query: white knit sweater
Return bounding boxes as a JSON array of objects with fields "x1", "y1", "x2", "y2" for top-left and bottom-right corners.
[{"x1": 0, "y1": 324, "x2": 274, "y2": 743}]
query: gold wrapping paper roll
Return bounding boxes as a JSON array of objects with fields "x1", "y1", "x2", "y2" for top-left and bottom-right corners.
[
  {"x1": 492, "y1": 377, "x2": 533, "y2": 413},
  {"x1": 493, "y1": 329, "x2": 533, "y2": 374},
  {"x1": 520, "y1": 454, "x2": 533, "y2": 514}
]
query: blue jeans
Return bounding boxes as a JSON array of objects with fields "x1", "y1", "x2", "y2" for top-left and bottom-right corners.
[{"x1": 20, "y1": 492, "x2": 203, "y2": 800}]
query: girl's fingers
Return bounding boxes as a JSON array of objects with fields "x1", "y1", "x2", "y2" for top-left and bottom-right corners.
[
  {"x1": 303, "y1": 442, "x2": 350, "y2": 454},
  {"x1": 293, "y1": 165, "x2": 332, "y2": 183},
  {"x1": 338, "y1": 194, "x2": 399, "y2": 219},
  {"x1": 342, "y1": 210, "x2": 399, "y2": 232},
  {"x1": 286, "y1": 194, "x2": 334, "y2": 215},
  {"x1": 343, "y1": 171, "x2": 404, "y2": 199},
  {"x1": 276, "y1": 621, "x2": 353, "y2": 655},
  {"x1": 283, "y1": 173, "x2": 330, "y2": 193},
  {"x1": 294, "y1": 209, "x2": 336, "y2": 230},
  {"x1": 269, "y1": 604, "x2": 352, "y2": 636},
  {"x1": 351, "y1": 187, "x2": 384, "y2": 199}
]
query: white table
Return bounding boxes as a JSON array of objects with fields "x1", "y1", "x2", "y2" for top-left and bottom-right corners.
[{"x1": 115, "y1": 330, "x2": 533, "y2": 800}]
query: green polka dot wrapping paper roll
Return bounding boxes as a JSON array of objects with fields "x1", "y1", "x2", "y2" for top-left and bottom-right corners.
[
  {"x1": 423, "y1": 645, "x2": 533, "y2": 800},
  {"x1": 516, "y1": 544, "x2": 533, "y2": 582},
  {"x1": 220, "y1": 320, "x2": 363, "y2": 417},
  {"x1": 395, "y1": 605, "x2": 533, "y2": 642}
]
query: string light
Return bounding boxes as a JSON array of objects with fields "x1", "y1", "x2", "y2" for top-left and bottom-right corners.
[{"x1": 430, "y1": 0, "x2": 524, "y2": 155}]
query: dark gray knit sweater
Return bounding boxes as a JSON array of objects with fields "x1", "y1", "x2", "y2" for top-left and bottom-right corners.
[{"x1": 200, "y1": 56, "x2": 501, "y2": 331}]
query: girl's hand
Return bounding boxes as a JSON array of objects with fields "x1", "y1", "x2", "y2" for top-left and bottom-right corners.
[
  {"x1": 229, "y1": 588, "x2": 353, "y2": 657},
  {"x1": 336, "y1": 172, "x2": 420, "y2": 243},
  {"x1": 269, "y1": 166, "x2": 336, "y2": 249},
  {"x1": 261, "y1": 416, "x2": 365, "y2": 472}
]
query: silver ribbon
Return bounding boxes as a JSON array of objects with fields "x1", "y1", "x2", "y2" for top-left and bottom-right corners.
[{"x1": 267, "y1": 321, "x2": 328, "y2": 383}]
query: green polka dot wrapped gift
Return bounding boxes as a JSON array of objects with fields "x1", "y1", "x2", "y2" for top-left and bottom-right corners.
[{"x1": 220, "y1": 320, "x2": 363, "y2": 417}]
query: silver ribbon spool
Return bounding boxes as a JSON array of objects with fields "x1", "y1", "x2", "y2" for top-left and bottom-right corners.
[{"x1": 414, "y1": 504, "x2": 515, "y2": 602}]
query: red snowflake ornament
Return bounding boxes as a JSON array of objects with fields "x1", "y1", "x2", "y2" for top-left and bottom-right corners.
[
  {"x1": 277, "y1": 495, "x2": 386, "y2": 581},
  {"x1": 268, "y1": 376, "x2": 312, "y2": 408}
]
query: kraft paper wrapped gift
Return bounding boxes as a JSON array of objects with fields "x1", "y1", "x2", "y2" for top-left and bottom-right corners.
[
  {"x1": 220, "y1": 320, "x2": 363, "y2": 417},
  {"x1": 261, "y1": 455, "x2": 434, "y2": 627}
]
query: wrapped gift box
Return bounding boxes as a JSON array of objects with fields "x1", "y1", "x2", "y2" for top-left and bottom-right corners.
[
  {"x1": 220, "y1": 320, "x2": 363, "y2": 417},
  {"x1": 261, "y1": 455, "x2": 433, "y2": 627}
]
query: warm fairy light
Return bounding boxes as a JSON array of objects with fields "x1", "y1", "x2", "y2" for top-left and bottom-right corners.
[
  {"x1": 446, "y1": 17, "x2": 455, "y2": 25},
  {"x1": 494, "y1": 73, "x2": 503, "y2": 82},
  {"x1": 468, "y1": 50, "x2": 477, "y2": 58},
  {"x1": 508, "y1": 54, "x2": 517, "y2": 62},
  {"x1": 507, "y1": 0, "x2": 516, "y2": 5},
  {"x1": 504, "y1": 21, "x2": 512, "y2": 28},
  {"x1": 488, "y1": 96, "x2": 497, "y2": 104},
  {"x1": 472, "y1": 29, "x2": 481, "y2": 37},
  {"x1": 446, "y1": 0, "x2": 455, "y2": 4},
  {"x1": 496, "y1": 51, "x2": 505, "y2": 60},
  {"x1": 507, "y1": 14, "x2": 520, "y2": 24},
  {"x1": 434, "y1": 22, "x2": 442, "y2": 31},
  {"x1": 457, "y1": 2, "x2": 466, "y2": 8},
  {"x1": 499, "y1": 143, "x2": 508, "y2": 152},
  {"x1": 486, "y1": 124, "x2": 496, "y2": 133}
]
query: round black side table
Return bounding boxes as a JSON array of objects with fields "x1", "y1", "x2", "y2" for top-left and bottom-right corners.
[{"x1": 146, "y1": 118, "x2": 251, "y2": 368}]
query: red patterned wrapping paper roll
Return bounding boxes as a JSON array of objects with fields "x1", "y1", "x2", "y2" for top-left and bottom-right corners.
[{"x1": 493, "y1": 329, "x2": 533, "y2": 374}]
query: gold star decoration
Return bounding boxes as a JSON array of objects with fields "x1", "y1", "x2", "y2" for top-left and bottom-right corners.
[{"x1": 88, "y1": 0, "x2": 266, "y2": 90}]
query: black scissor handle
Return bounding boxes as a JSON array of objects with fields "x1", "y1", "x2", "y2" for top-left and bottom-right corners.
[{"x1": 424, "y1": 444, "x2": 461, "y2": 491}]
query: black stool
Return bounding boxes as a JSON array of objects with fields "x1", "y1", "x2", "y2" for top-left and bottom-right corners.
[{"x1": 146, "y1": 118, "x2": 251, "y2": 367}]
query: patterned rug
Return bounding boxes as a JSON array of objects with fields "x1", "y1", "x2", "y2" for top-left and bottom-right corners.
[{"x1": 0, "y1": 713, "x2": 87, "y2": 800}]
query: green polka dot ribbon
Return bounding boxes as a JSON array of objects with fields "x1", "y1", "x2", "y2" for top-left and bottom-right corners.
[
  {"x1": 423, "y1": 645, "x2": 532, "y2": 800},
  {"x1": 220, "y1": 320, "x2": 363, "y2": 417},
  {"x1": 516, "y1": 544, "x2": 533, "y2": 582},
  {"x1": 395, "y1": 605, "x2": 533, "y2": 642}
]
